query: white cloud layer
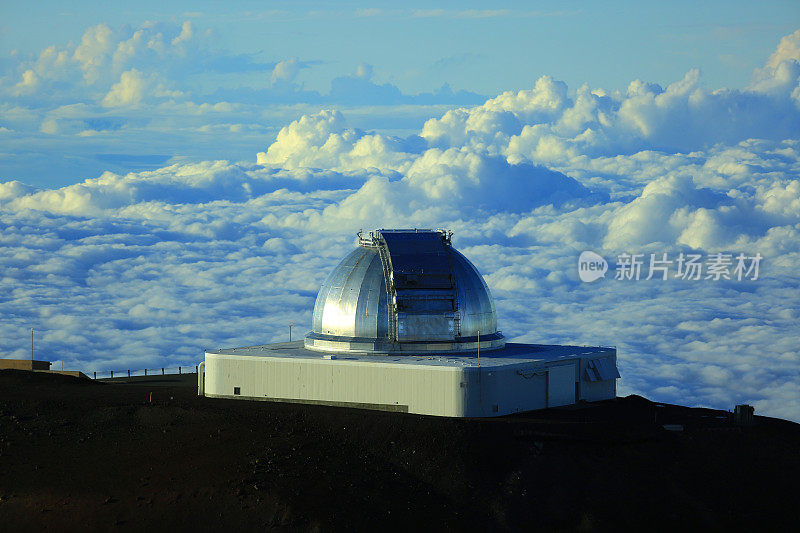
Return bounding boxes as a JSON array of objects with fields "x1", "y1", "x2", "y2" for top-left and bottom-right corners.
[
  {"x1": 1, "y1": 29, "x2": 799, "y2": 421},
  {"x1": 0, "y1": 21, "x2": 488, "y2": 188}
]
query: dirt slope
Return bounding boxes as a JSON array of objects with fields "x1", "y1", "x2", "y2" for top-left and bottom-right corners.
[{"x1": 1, "y1": 369, "x2": 798, "y2": 531}]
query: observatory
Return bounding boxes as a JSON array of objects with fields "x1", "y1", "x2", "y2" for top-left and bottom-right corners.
[{"x1": 200, "y1": 229, "x2": 619, "y2": 417}]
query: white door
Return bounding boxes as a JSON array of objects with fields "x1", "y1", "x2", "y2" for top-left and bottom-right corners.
[{"x1": 547, "y1": 364, "x2": 576, "y2": 407}]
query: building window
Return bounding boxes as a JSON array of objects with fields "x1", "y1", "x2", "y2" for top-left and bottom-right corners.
[{"x1": 233, "y1": 387, "x2": 240, "y2": 395}]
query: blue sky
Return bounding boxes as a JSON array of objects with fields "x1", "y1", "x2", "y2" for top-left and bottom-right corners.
[
  {"x1": 0, "y1": 3, "x2": 799, "y2": 420},
  {"x1": 3, "y1": 1, "x2": 798, "y2": 93}
]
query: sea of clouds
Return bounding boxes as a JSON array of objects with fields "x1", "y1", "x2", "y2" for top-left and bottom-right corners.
[{"x1": 1, "y1": 25, "x2": 799, "y2": 420}]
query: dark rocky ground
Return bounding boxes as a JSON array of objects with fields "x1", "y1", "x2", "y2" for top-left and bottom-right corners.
[{"x1": 0, "y1": 369, "x2": 798, "y2": 532}]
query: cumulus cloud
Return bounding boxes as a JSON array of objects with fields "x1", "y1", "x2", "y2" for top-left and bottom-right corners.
[
  {"x1": 0, "y1": 20, "x2": 485, "y2": 111},
  {"x1": 0, "y1": 20, "x2": 272, "y2": 109},
  {"x1": 73, "y1": 23, "x2": 116, "y2": 84},
  {"x1": 421, "y1": 55, "x2": 800, "y2": 161},
  {"x1": 0, "y1": 20, "x2": 489, "y2": 187},
  {"x1": 1, "y1": 28, "x2": 800, "y2": 424},
  {"x1": 763, "y1": 29, "x2": 800, "y2": 71},
  {"x1": 101, "y1": 69, "x2": 182, "y2": 107},
  {"x1": 256, "y1": 109, "x2": 418, "y2": 171},
  {"x1": 12, "y1": 69, "x2": 40, "y2": 96},
  {"x1": 0, "y1": 180, "x2": 39, "y2": 201},
  {"x1": 171, "y1": 20, "x2": 195, "y2": 46},
  {"x1": 256, "y1": 110, "x2": 604, "y2": 217},
  {"x1": 102, "y1": 69, "x2": 150, "y2": 107},
  {"x1": 270, "y1": 58, "x2": 302, "y2": 84}
]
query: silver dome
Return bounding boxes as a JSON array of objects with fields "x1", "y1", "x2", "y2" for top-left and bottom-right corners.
[{"x1": 304, "y1": 229, "x2": 504, "y2": 354}]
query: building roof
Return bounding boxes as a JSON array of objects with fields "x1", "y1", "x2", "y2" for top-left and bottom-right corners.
[{"x1": 209, "y1": 342, "x2": 614, "y2": 370}]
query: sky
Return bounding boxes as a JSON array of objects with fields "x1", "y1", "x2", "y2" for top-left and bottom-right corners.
[{"x1": 0, "y1": 2, "x2": 799, "y2": 420}]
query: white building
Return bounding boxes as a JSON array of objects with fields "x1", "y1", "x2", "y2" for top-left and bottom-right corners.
[{"x1": 200, "y1": 229, "x2": 619, "y2": 417}]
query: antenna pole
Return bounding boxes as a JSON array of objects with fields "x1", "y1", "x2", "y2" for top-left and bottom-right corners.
[
  {"x1": 31, "y1": 328, "x2": 34, "y2": 361},
  {"x1": 289, "y1": 323, "x2": 294, "y2": 342},
  {"x1": 477, "y1": 329, "x2": 482, "y2": 404}
]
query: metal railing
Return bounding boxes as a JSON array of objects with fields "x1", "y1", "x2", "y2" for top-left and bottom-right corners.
[{"x1": 91, "y1": 365, "x2": 198, "y2": 380}]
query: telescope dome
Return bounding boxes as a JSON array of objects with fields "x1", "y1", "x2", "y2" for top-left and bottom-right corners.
[{"x1": 304, "y1": 229, "x2": 504, "y2": 354}]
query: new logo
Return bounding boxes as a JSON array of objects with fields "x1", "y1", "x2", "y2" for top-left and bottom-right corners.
[{"x1": 578, "y1": 251, "x2": 608, "y2": 282}]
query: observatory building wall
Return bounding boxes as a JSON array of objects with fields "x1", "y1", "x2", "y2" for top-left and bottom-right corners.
[
  {"x1": 204, "y1": 352, "x2": 467, "y2": 417},
  {"x1": 578, "y1": 355, "x2": 618, "y2": 402},
  {"x1": 202, "y1": 345, "x2": 618, "y2": 417}
]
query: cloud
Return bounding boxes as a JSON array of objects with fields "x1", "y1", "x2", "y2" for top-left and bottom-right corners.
[
  {"x1": 749, "y1": 35, "x2": 800, "y2": 97},
  {"x1": 421, "y1": 55, "x2": 800, "y2": 162},
  {"x1": 0, "y1": 20, "x2": 271, "y2": 106},
  {"x1": 102, "y1": 69, "x2": 150, "y2": 107},
  {"x1": 0, "y1": 180, "x2": 39, "y2": 201},
  {"x1": 1, "y1": 20, "x2": 485, "y2": 112},
  {"x1": 101, "y1": 69, "x2": 182, "y2": 107},
  {"x1": 764, "y1": 29, "x2": 800, "y2": 71},
  {"x1": 401, "y1": 147, "x2": 601, "y2": 211},
  {"x1": 0, "y1": 20, "x2": 489, "y2": 188},
  {"x1": 324, "y1": 63, "x2": 485, "y2": 107},
  {"x1": 270, "y1": 58, "x2": 302, "y2": 84},
  {"x1": 171, "y1": 21, "x2": 195, "y2": 46},
  {"x1": 73, "y1": 23, "x2": 116, "y2": 83},
  {"x1": 12, "y1": 69, "x2": 40, "y2": 96},
  {"x1": 1, "y1": 27, "x2": 800, "y2": 425},
  {"x1": 256, "y1": 109, "x2": 418, "y2": 171},
  {"x1": 2, "y1": 121, "x2": 799, "y2": 419},
  {"x1": 328, "y1": 65, "x2": 404, "y2": 105}
]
